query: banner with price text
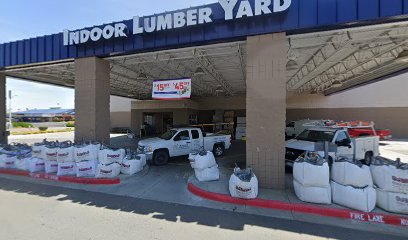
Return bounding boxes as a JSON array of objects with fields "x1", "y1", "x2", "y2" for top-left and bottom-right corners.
[{"x1": 152, "y1": 78, "x2": 192, "y2": 100}]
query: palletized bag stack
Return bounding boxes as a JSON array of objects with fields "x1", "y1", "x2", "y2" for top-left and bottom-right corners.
[
  {"x1": 293, "y1": 152, "x2": 331, "y2": 204},
  {"x1": 44, "y1": 144, "x2": 59, "y2": 174},
  {"x1": 72, "y1": 142, "x2": 100, "y2": 177},
  {"x1": 189, "y1": 150, "x2": 219, "y2": 182},
  {"x1": 229, "y1": 166, "x2": 258, "y2": 199},
  {"x1": 95, "y1": 146, "x2": 124, "y2": 178},
  {"x1": 371, "y1": 157, "x2": 408, "y2": 214},
  {"x1": 330, "y1": 157, "x2": 376, "y2": 212}
]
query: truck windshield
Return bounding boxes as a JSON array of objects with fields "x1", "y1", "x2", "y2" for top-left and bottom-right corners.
[
  {"x1": 296, "y1": 130, "x2": 335, "y2": 142},
  {"x1": 159, "y1": 130, "x2": 178, "y2": 140}
]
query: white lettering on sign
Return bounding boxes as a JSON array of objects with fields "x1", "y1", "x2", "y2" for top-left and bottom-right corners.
[
  {"x1": 368, "y1": 215, "x2": 384, "y2": 224},
  {"x1": 402, "y1": 219, "x2": 408, "y2": 226},
  {"x1": 350, "y1": 212, "x2": 365, "y2": 221},
  {"x1": 63, "y1": 0, "x2": 292, "y2": 46},
  {"x1": 64, "y1": 23, "x2": 127, "y2": 46}
]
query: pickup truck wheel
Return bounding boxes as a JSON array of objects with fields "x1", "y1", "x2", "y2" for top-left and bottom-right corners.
[
  {"x1": 364, "y1": 152, "x2": 373, "y2": 166},
  {"x1": 153, "y1": 150, "x2": 169, "y2": 166},
  {"x1": 213, "y1": 144, "x2": 225, "y2": 157}
]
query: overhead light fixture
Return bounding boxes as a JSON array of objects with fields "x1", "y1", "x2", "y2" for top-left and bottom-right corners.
[
  {"x1": 194, "y1": 67, "x2": 205, "y2": 76},
  {"x1": 286, "y1": 60, "x2": 298, "y2": 71},
  {"x1": 397, "y1": 50, "x2": 408, "y2": 63},
  {"x1": 215, "y1": 85, "x2": 225, "y2": 93},
  {"x1": 331, "y1": 80, "x2": 343, "y2": 88},
  {"x1": 137, "y1": 72, "x2": 148, "y2": 80}
]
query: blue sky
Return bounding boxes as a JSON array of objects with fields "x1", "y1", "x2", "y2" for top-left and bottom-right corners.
[{"x1": 1, "y1": 0, "x2": 215, "y2": 111}]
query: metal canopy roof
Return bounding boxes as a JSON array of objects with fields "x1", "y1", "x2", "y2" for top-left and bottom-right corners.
[
  {"x1": 4, "y1": 21, "x2": 408, "y2": 99},
  {"x1": 287, "y1": 21, "x2": 408, "y2": 95}
]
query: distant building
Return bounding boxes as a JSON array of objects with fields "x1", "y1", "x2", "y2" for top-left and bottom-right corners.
[{"x1": 12, "y1": 108, "x2": 75, "y2": 122}]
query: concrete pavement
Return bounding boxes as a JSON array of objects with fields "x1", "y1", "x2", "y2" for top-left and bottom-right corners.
[{"x1": 0, "y1": 177, "x2": 404, "y2": 240}]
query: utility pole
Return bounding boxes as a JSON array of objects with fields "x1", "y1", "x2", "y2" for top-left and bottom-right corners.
[{"x1": 8, "y1": 90, "x2": 12, "y2": 129}]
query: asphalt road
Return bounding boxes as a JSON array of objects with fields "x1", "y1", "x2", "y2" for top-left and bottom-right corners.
[{"x1": 0, "y1": 178, "x2": 404, "y2": 240}]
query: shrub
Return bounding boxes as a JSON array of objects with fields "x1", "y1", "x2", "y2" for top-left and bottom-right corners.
[
  {"x1": 12, "y1": 122, "x2": 34, "y2": 128},
  {"x1": 38, "y1": 127, "x2": 48, "y2": 131},
  {"x1": 66, "y1": 121, "x2": 75, "y2": 127}
]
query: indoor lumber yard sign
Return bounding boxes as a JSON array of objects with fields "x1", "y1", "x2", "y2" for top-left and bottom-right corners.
[{"x1": 63, "y1": 0, "x2": 292, "y2": 46}]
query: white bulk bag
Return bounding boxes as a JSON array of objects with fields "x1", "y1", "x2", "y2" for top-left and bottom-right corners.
[
  {"x1": 331, "y1": 161, "x2": 373, "y2": 188},
  {"x1": 135, "y1": 154, "x2": 147, "y2": 166},
  {"x1": 27, "y1": 158, "x2": 45, "y2": 173},
  {"x1": 98, "y1": 149, "x2": 126, "y2": 165},
  {"x1": 229, "y1": 168, "x2": 258, "y2": 199},
  {"x1": 293, "y1": 161, "x2": 330, "y2": 188},
  {"x1": 74, "y1": 145, "x2": 97, "y2": 162},
  {"x1": 121, "y1": 159, "x2": 144, "y2": 175},
  {"x1": 95, "y1": 163, "x2": 121, "y2": 178},
  {"x1": 43, "y1": 147, "x2": 58, "y2": 162},
  {"x1": 331, "y1": 181, "x2": 376, "y2": 212},
  {"x1": 376, "y1": 188, "x2": 408, "y2": 214},
  {"x1": 15, "y1": 157, "x2": 29, "y2": 171},
  {"x1": 191, "y1": 151, "x2": 217, "y2": 170},
  {"x1": 188, "y1": 152, "x2": 198, "y2": 161},
  {"x1": 57, "y1": 146, "x2": 74, "y2": 163},
  {"x1": 371, "y1": 164, "x2": 408, "y2": 194},
  {"x1": 45, "y1": 161, "x2": 58, "y2": 174},
  {"x1": 0, "y1": 155, "x2": 16, "y2": 169},
  {"x1": 293, "y1": 180, "x2": 332, "y2": 204},
  {"x1": 195, "y1": 165, "x2": 220, "y2": 182},
  {"x1": 31, "y1": 145, "x2": 44, "y2": 158},
  {"x1": 57, "y1": 162, "x2": 77, "y2": 176},
  {"x1": 76, "y1": 160, "x2": 97, "y2": 178}
]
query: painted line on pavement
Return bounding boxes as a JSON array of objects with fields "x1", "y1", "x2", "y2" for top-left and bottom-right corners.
[
  {"x1": 188, "y1": 183, "x2": 408, "y2": 227},
  {"x1": 0, "y1": 169, "x2": 120, "y2": 185}
]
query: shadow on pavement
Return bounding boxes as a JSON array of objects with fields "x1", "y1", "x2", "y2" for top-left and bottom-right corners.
[{"x1": 0, "y1": 177, "x2": 404, "y2": 240}]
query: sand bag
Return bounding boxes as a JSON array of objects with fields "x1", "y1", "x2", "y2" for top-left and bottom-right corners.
[
  {"x1": 376, "y1": 188, "x2": 408, "y2": 214},
  {"x1": 331, "y1": 158, "x2": 373, "y2": 188},
  {"x1": 195, "y1": 165, "x2": 220, "y2": 182},
  {"x1": 15, "y1": 157, "x2": 30, "y2": 171},
  {"x1": 98, "y1": 148, "x2": 126, "y2": 165},
  {"x1": 229, "y1": 167, "x2": 258, "y2": 199},
  {"x1": 31, "y1": 144, "x2": 45, "y2": 158},
  {"x1": 74, "y1": 145, "x2": 97, "y2": 162},
  {"x1": 96, "y1": 163, "x2": 121, "y2": 178},
  {"x1": 45, "y1": 161, "x2": 58, "y2": 174},
  {"x1": 293, "y1": 152, "x2": 329, "y2": 188},
  {"x1": 57, "y1": 146, "x2": 74, "y2": 163},
  {"x1": 57, "y1": 162, "x2": 77, "y2": 176},
  {"x1": 331, "y1": 181, "x2": 376, "y2": 212},
  {"x1": 370, "y1": 157, "x2": 408, "y2": 194},
  {"x1": 76, "y1": 160, "x2": 97, "y2": 178},
  {"x1": 27, "y1": 158, "x2": 45, "y2": 173},
  {"x1": 43, "y1": 146, "x2": 58, "y2": 162},
  {"x1": 121, "y1": 159, "x2": 144, "y2": 175},
  {"x1": 191, "y1": 151, "x2": 216, "y2": 170},
  {"x1": 0, "y1": 155, "x2": 17, "y2": 169},
  {"x1": 293, "y1": 180, "x2": 332, "y2": 204}
]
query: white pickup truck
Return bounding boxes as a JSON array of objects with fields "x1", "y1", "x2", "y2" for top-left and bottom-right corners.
[
  {"x1": 285, "y1": 127, "x2": 379, "y2": 166},
  {"x1": 137, "y1": 127, "x2": 232, "y2": 165}
]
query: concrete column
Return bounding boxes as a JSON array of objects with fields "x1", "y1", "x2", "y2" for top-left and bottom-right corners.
[
  {"x1": 246, "y1": 33, "x2": 288, "y2": 189},
  {"x1": 173, "y1": 109, "x2": 189, "y2": 126},
  {"x1": 0, "y1": 73, "x2": 6, "y2": 144},
  {"x1": 75, "y1": 57, "x2": 110, "y2": 143},
  {"x1": 131, "y1": 109, "x2": 143, "y2": 136}
]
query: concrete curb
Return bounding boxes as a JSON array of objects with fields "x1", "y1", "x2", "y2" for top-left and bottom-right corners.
[
  {"x1": 0, "y1": 169, "x2": 120, "y2": 185},
  {"x1": 188, "y1": 183, "x2": 408, "y2": 228}
]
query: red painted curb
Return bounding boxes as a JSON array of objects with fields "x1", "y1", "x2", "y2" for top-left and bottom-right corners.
[
  {"x1": 0, "y1": 169, "x2": 120, "y2": 185},
  {"x1": 188, "y1": 183, "x2": 408, "y2": 228}
]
